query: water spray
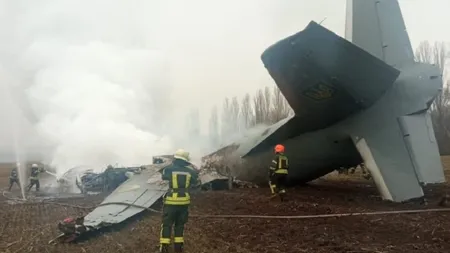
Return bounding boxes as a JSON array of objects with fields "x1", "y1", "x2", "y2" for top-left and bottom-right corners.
[
  {"x1": 0, "y1": 81, "x2": 28, "y2": 200},
  {"x1": 16, "y1": 162, "x2": 27, "y2": 200}
]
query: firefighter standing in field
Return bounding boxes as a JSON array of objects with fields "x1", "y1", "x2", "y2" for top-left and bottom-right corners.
[
  {"x1": 159, "y1": 149, "x2": 199, "y2": 253},
  {"x1": 8, "y1": 164, "x2": 20, "y2": 191},
  {"x1": 269, "y1": 144, "x2": 289, "y2": 201},
  {"x1": 27, "y1": 164, "x2": 45, "y2": 192}
]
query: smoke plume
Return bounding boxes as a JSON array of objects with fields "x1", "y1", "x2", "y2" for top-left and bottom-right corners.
[{"x1": 0, "y1": 0, "x2": 345, "y2": 174}]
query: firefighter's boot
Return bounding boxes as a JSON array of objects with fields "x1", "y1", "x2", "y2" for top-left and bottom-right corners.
[
  {"x1": 279, "y1": 189, "x2": 286, "y2": 202},
  {"x1": 174, "y1": 243, "x2": 184, "y2": 253},
  {"x1": 159, "y1": 244, "x2": 169, "y2": 253}
]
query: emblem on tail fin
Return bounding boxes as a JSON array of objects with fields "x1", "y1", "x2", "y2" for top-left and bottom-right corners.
[{"x1": 303, "y1": 82, "x2": 336, "y2": 101}]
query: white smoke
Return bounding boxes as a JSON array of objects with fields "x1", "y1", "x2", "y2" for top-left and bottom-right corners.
[
  {"x1": 0, "y1": 1, "x2": 179, "y2": 173},
  {"x1": 0, "y1": 0, "x2": 346, "y2": 175},
  {"x1": 22, "y1": 40, "x2": 173, "y2": 171}
]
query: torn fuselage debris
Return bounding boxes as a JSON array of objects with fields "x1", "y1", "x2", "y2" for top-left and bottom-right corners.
[{"x1": 56, "y1": 156, "x2": 237, "y2": 242}]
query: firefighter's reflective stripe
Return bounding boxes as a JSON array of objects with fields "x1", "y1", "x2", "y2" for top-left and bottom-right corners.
[
  {"x1": 174, "y1": 237, "x2": 184, "y2": 243},
  {"x1": 278, "y1": 155, "x2": 288, "y2": 168},
  {"x1": 172, "y1": 172, "x2": 178, "y2": 188},
  {"x1": 274, "y1": 155, "x2": 288, "y2": 174},
  {"x1": 274, "y1": 169, "x2": 288, "y2": 174},
  {"x1": 160, "y1": 238, "x2": 170, "y2": 244},
  {"x1": 30, "y1": 176, "x2": 38, "y2": 180},
  {"x1": 165, "y1": 171, "x2": 192, "y2": 205},
  {"x1": 269, "y1": 181, "x2": 276, "y2": 194},
  {"x1": 171, "y1": 172, "x2": 192, "y2": 189},
  {"x1": 269, "y1": 159, "x2": 277, "y2": 171},
  {"x1": 165, "y1": 192, "x2": 190, "y2": 205},
  {"x1": 160, "y1": 224, "x2": 170, "y2": 244},
  {"x1": 186, "y1": 173, "x2": 192, "y2": 188}
]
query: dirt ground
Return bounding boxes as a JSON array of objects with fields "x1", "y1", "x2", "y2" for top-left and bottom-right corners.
[{"x1": 1, "y1": 160, "x2": 450, "y2": 253}]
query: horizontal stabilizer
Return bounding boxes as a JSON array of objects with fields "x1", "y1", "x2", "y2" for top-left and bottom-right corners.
[
  {"x1": 261, "y1": 21, "x2": 400, "y2": 132},
  {"x1": 398, "y1": 112, "x2": 445, "y2": 185},
  {"x1": 241, "y1": 116, "x2": 294, "y2": 156},
  {"x1": 246, "y1": 21, "x2": 402, "y2": 156},
  {"x1": 353, "y1": 122, "x2": 424, "y2": 202}
]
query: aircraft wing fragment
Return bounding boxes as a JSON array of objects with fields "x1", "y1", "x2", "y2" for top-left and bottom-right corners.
[
  {"x1": 83, "y1": 166, "x2": 168, "y2": 228},
  {"x1": 80, "y1": 157, "x2": 230, "y2": 233}
]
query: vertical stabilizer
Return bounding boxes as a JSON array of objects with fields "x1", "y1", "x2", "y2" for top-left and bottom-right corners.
[{"x1": 345, "y1": 0, "x2": 414, "y2": 67}]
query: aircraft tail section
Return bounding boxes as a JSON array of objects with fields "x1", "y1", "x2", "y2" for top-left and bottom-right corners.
[
  {"x1": 250, "y1": 21, "x2": 400, "y2": 156},
  {"x1": 398, "y1": 112, "x2": 445, "y2": 185},
  {"x1": 345, "y1": 0, "x2": 414, "y2": 67},
  {"x1": 262, "y1": 21, "x2": 400, "y2": 120},
  {"x1": 353, "y1": 123, "x2": 424, "y2": 202},
  {"x1": 353, "y1": 110, "x2": 445, "y2": 202}
]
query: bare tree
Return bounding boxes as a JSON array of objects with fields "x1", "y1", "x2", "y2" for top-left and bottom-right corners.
[
  {"x1": 221, "y1": 98, "x2": 232, "y2": 140},
  {"x1": 230, "y1": 96, "x2": 241, "y2": 133},
  {"x1": 415, "y1": 41, "x2": 450, "y2": 154},
  {"x1": 253, "y1": 89, "x2": 266, "y2": 125},
  {"x1": 186, "y1": 108, "x2": 200, "y2": 138},
  {"x1": 264, "y1": 86, "x2": 272, "y2": 119},
  {"x1": 218, "y1": 84, "x2": 293, "y2": 138},
  {"x1": 240, "y1": 93, "x2": 253, "y2": 128},
  {"x1": 270, "y1": 86, "x2": 291, "y2": 123},
  {"x1": 208, "y1": 106, "x2": 220, "y2": 147}
]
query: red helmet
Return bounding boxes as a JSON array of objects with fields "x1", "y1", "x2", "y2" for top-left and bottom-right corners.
[{"x1": 274, "y1": 144, "x2": 285, "y2": 153}]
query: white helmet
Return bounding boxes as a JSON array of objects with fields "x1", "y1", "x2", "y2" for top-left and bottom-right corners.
[
  {"x1": 31, "y1": 164, "x2": 38, "y2": 168},
  {"x1": 174, "y1": 149, "x2": 190, "y2": 162}
]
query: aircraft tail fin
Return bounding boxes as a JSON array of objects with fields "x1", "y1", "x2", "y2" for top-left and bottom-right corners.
[
  {"x1": 353, "y1": 125, "x2": 423, "y2": 202},
  {"x1": 354, "y1": 111, "x2": 445, "y2": 202},
  {"x1": 398, "y1": 112, "x2": 446, "y2": 185},
  {"x1": 345, "y1": 0, "x2": 414, "y2": 67}
]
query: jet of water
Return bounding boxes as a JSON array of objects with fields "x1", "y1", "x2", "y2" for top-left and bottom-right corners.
[
  {"x1": 9, "y1": 111, "x2": 27, "y2": 200},
  {"x1": 0, "y1": 78, "x2": 29, "y2": 200}
]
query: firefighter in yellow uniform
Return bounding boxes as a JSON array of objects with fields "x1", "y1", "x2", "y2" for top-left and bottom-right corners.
[
  {"x1": 159, "y1": 149, "x2": 199, "y2": 253},
  {"x1": 269, "y1": 144, "x2": 289, "y2": 201},
  {"x1": 8, "y1": 164, "x2": 20, "y2": 191},
  {"x1": 27, "y1": 164, "x2": 45, "y2": 192}
]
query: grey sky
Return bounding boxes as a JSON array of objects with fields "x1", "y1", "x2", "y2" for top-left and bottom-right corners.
[
  {"x1": 0, "y1": 0, "x2": 449, "y2": 164},
  {"x1": 166, "y1": 0, "x2": 450, "y2": 124}
]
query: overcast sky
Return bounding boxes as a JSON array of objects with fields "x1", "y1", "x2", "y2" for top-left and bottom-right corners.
[
  {"x1": 190, "y1": 0, "x2": 450, "y2": 102},
  {"x1": 160, "y1": 0, "x2": 450, "y2": 119},
  {"x1": 0, "y1": 0, "x2": 449, "y2": 165}
]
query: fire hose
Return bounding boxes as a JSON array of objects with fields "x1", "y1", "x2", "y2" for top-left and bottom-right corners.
[
  {"x1": 4, "y1": 191, "x2": 450, "y2": 219},
  {"x1": 83, "y1": 202, "x2": 450, "y2": 219}
]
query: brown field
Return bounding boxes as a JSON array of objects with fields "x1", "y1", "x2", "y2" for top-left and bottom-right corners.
[{"x1": 1, "y1": 159, "x2": 450, "y2": 253}]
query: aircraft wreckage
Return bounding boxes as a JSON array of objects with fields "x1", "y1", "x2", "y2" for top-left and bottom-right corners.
[
  {"x1": 53, "y1": 156, "x2": 230, "y2": 242},
  {"x1": 205, "y1": 0, "x2": 445, "y2": 203},
  {"x1": 53, "y1": 0, "x2": 446, "y2": 242}
]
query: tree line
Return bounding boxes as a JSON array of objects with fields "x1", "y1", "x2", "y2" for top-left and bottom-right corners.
[
  {"x1": 208, "y1": 86, "x2": 293, "y2": 147},
  {"x1": 207, "y1": 40, "x2": 450, "y2": 154}
]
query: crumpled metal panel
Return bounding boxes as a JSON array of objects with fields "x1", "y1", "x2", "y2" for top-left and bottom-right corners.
[
  {"x1": 83, "y1": 164, "x2": 169, "y2": 228},
  {"x1": 199, "y1": 173, "x2": 228, "y2": 185},
  {"x1": 82, "y1": 157, "x2": 229, "y2": 228}
]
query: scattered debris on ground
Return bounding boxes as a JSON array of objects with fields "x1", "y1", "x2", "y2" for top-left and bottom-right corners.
[{"x1": 2, "y1": 162, "x2": 450, "y2": 253}]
